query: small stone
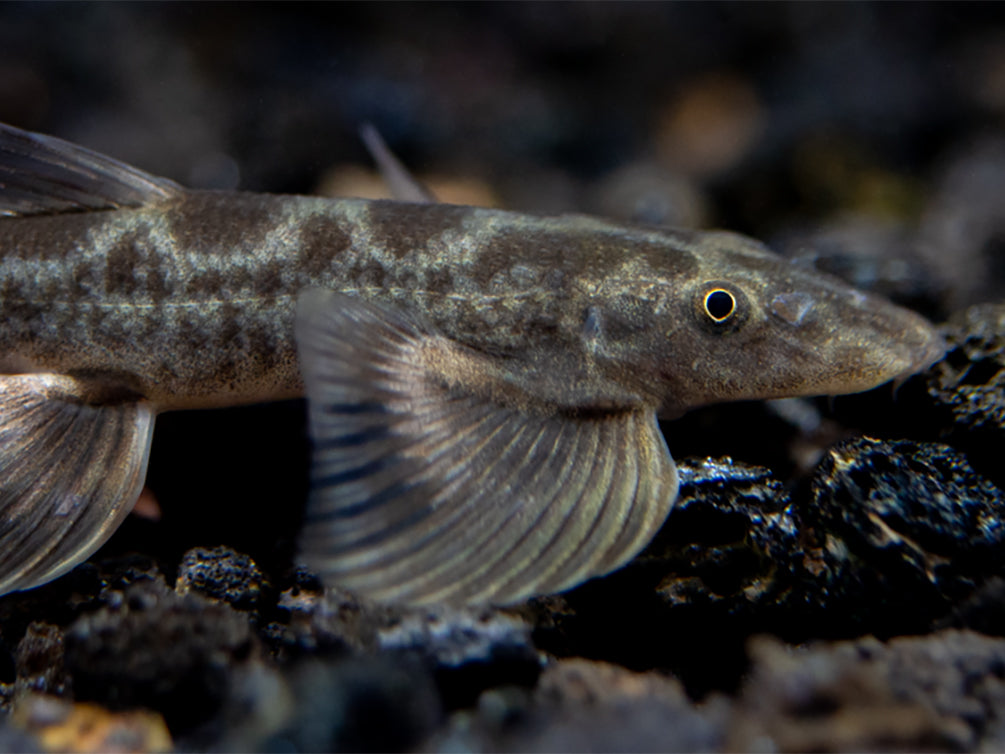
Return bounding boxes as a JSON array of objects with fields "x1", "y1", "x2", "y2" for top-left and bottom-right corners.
[
  {"x1": 378, "y1": 605, "x2": 543, "y2": 709},
  {"x1": 727, "y1": 631, "x2": 1005, "y2": 752},
  {"x1": 14, "y1": 623, "x2": 66, "y2": 699},
  {"x1": 175, "y1": 545, "x2": 267, "y2": 611},
  {"x1": 795, "y1": 437, "x2": 1005, "y2": 633},
  {"x1": 428, "y1": 659, "x2": 725, "y2": 753},
  {"x1": 644, "y1": 457, "x2": 799, "y2": 611},
  {"x1": 10, "y1": 694, "x2": 171, "y2": 754},
  {"x1": 276, "y1": 656, "x2": 441, "y2": 753},
  {"x1": 926, "y1": 303, "x2": 1005, "y2": 435},
  {"x1": 63, "y1": 580, "x2": 258, "y2": 735}
]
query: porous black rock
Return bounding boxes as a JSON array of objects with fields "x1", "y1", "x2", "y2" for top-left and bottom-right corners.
[
  {"x1": 530, "y1": 457, "x2": 799, "y2": 695},
  {"x1": 175, "y1": 545, "x2": 268, "y2": 612},
  {"x1": 377, "y1": 605, "x2": 543, "y2": 709},
  {"x1": 428, "y1": 658, "x2": 726, "y2": 753},
  {"x1": 792, "y1": 436, "x2": 1005, "y2": 636},
  {"x1": 63, "y1": 578, "x2": 259, "y2": 735},
  {"x1": 642, "y1": 457, "x2": 800, "y2": 610},
  {"x1": 268, "y1": 656, "x2": 442, "y2": 753},
  {"x1": 727, "y1": 630, "x2": 1005, "y2": 752},
  {"x1": 924, "y1": 304, "x2": 1005, "y2": 487},
  {"x1": 14, "y1": 623, "x2": 67, "y2": 700},
  {"x1": 267, "y1": 585, "x2": 543, "y2": 710}
]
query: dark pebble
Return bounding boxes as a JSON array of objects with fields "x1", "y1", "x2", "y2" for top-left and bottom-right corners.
[
  {"x1": 922, "y1": 304, "x2": 1005, "y2": 485},
  {"x1": 269, "y1": 655, "x2": 441, "y2": 753},
  {"x1": 728, "y1": 630, "x2": 1005, "y2": 752},
  {"x1": 14, "y1": 623, "x2": 66, "y2": 699},
  {"x1": 644, "y1": 457, "x2": 800, "y2": 611},
  {"x1": 63, "y1": 578, "x2": 259, "y2": 735},
  {"x1": 175, "y1": 545, "x2": 268, "y2": 612},
  {"x1": 429, "y1": 659, "x2": 726, "y2": 753},
  {"x1": 790, "y1": 437, "x2": 1005, "y2": 636},
  {"x1": 529, "y1": 457, "x2": 798, "y2": 696}
]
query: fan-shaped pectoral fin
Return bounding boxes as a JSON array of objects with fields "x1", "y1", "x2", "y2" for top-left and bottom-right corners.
[
  {"x1": 295, "y1": 289, "x2": 679, "y2": 606},
  {"x1": 0, "y1": 374, "x2": 154, "y2": 596}
]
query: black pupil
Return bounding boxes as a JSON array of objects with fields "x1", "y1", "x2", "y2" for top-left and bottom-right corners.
[{"x1": 706, "y1": 290, "x2": 734, "y2": 320}]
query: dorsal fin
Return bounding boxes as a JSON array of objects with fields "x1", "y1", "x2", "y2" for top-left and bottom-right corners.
[
  {"x1": 359, "y1": 123, "x2": 439, "y2": 203},
  {"x1": 0, "y1": 122, "x2": 183, "y2": 217}
]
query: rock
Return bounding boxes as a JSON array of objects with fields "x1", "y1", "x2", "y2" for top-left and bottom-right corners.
[
  {"x1": 792, "y1": 437, "x2": 1005, "y2": 636},
  {"x1": 377, "y1": 604, "x2": 543, "y2": 709},
  {"x1": 529, "y1": 457, "x2": 798, "y2": 696},
  {"x1": 174, "y1": 545, "x2": 268, "y2": 612},
  {"x1": 429, "y1": 659, "x2": 725, "y2": 753},
  {"x1": 265, "y1": 579, "x2": 369, "y2": 659},
  {"x1": 62, "y1": 579, "x2": 259, "y2": 735},
  {"x1": 266, "y1": 582, "x2": 543, "y2": 710},
  {"x1": 921, "y1": 304, "x2": 1005, "y2": 487},
  {"x1": 643, "y1": 457, "x2": 799, "y2": 613},
  {"x1": 9, "y1": 694, "x2": 171, "y2": 754},
  {"x1": 268, "y1": 656, "x2": 441, "y2": 753},
  {"x1": 926, "y1": 304, "x2": 1005, "y2": 433},
  {"x1": 728, "y1": 630, "x2": 1005, "y2": 752},
  {"x1": 14, "y1": 623, "x2": 67, "y2": 700},
  {"x1": 529, "y1": 659, "x2": 726, "y2": 752}
]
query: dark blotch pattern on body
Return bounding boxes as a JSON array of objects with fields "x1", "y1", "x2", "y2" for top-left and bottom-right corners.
[{"x1": 296, "y1": 214, "x2": 353, "y2": 280}]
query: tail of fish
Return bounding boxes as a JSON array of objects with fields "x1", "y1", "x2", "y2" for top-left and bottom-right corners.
[{"x1": 294, "y1": 289, "x2": 679, "y2": 606}]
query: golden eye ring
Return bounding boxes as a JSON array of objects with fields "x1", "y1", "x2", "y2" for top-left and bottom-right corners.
[{"x1": 703, "y1": 288, "x2": 736, "y2": 323}]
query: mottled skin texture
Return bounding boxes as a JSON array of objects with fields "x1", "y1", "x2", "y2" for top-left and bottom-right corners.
[
  {"x1": 0, "y1": 120, "x2": 952, "y2": 605},
  {"x1": 0, "y1": 192, "x2": 941, "y2": 416}
]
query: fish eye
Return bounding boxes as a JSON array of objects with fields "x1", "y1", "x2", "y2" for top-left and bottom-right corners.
[
  {"x1": 703, "y1": 288, "x2": 736, "y2": 322},
  {"x1": 692, "y1": 281, "x2": 747, "y2": 333}
]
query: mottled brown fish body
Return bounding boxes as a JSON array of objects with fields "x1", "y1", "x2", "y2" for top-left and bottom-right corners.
[
  {"x1": 0, "y1": 192, "x2": 941, "y2": 414},
  {"x1": 0, "y1": 192, "x2": 703, "y2": 409},
  {"x1": 0, "y1": 122, "x2": 947, "y2": 605}
]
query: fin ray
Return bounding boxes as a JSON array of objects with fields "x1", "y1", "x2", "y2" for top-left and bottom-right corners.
[
  {"x1": 0, "y1": 122, "x2": 182, "y2": 217},
  {"x1": 359, "y1": 123, "x2": 438, "y2": 203},
  {"x1": 0, "y1": 374, "x2": 154, "y2": 595},
  {"x1": 296, "y1": 290, "x2": 679, "y2": 606}
]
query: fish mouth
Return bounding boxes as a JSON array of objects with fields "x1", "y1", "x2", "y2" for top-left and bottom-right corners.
[
  {"x1": 830, "y1": 314, "x2": 947, "y2": 396},
  {"x1": 781, "y1": 299, "x2": 948, "y2": 400},
  {"x1": 890, "y1": 323, "x2": 947, "y2": 389}
]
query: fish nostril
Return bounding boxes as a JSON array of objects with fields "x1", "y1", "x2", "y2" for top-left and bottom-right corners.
[{"x1": 769, "y1": 292, "x2": 814, "y2": 326}]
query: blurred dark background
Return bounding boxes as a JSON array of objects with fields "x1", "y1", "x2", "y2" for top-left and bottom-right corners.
[
  {"x1": 2, "y1": 4, "x2": 1003, "y2": 237},
  {"x1": 1, "y1": 2, "x2": 1004, "y2": 576}
]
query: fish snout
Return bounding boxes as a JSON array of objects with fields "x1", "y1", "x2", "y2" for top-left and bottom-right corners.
[
  {"x1": 889, "y1": 311, "x2": 947, "y2": 385},
  {"x1": 833, "y1": 296, "x2": 947, "y2": 394},
  {"x1": 766, "y1": 282, "x2": 946, "y2": 397}
]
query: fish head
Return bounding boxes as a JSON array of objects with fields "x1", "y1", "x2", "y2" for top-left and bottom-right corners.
[{"x1": 589, "y1": 230, "x2": 946, "y2": 417}]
